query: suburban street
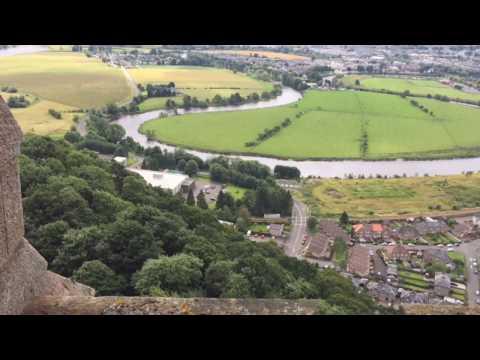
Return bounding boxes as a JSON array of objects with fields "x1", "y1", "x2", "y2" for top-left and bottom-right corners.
[
  {"x1": 285, "y1": 200, "x2": 309, "y2": 258},
  {"x1": 365, "y1": 239, "x2": 480, "y2": 305},
  {"x1": 458, "y1": 239, "x2": 480, "y2": 305}
]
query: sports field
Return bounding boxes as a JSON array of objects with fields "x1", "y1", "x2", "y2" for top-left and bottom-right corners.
[
  {"x1": 140, "y1": 89, "x2": 480, "y2": 160},
  {"x1": 342, "y1": 75, "x2": 480, "y2": 103},
  {"x1": 298, "y1": 174, "x2": 480, "y2": 218},
  {"x1": 128, "y1": 66, "x2": 273, "y2": 109},
  {"x1": 0, "y1": 52, "x2": 131, "y2": 109},
  {"x1": 208, "y1": 50, "x2": 310, "y2": 62}
]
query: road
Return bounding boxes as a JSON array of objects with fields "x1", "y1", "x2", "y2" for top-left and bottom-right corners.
[
  {"x1": 285, "y1": 200, "x2": 309, "y2": 258},
  {"x1": 458, "y1": 239, "x2": 480, "y2": 305}
]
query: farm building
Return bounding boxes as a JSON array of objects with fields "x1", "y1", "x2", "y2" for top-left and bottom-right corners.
[{"x1": 128, "y1": 169, "x2": 190, "y2": 194}]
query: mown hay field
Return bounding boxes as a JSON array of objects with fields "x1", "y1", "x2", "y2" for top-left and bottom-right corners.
[{"x1": 0, "y1": 52, "x2": 132, "y2": 109}]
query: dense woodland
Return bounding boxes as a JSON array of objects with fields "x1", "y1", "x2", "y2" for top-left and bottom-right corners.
[{"x1": 17, "y1": 134, "x2": 395, "y2": 314}]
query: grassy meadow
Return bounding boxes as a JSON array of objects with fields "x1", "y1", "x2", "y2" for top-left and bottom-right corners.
[
  {"x1": 341, "y1": 75, "x2": 480, "y2": 103},
  {"x1": 141, "y1": 89, "x2": 480, "y2": 160},
  {"x1": 298, "y1": 174, "x2": 480, "y2": 219}
]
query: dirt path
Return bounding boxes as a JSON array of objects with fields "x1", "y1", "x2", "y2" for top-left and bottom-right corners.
[{"x1": 122, "y1": 67, "x2": 140, "y2": 98}]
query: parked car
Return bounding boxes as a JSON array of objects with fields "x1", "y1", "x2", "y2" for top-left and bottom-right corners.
[{"x1": 475, "y1": 290, "x2": 479, "y2": 296}]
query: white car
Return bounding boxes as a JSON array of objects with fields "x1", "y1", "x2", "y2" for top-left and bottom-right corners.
[{"x1": 476, "y1": 290, "x2": 480, "y2": 296}]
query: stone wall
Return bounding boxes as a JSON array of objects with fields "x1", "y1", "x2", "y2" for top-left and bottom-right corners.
[
  {"x1": 0, "y1": 96, "x2": 94, "y2": 315},
  {"x1": 22, "y1": 297, "x2": 321, "y2": 315}
]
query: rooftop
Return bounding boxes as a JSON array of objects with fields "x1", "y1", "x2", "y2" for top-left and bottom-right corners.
[{"x1": 128, "y1": 169, "x2": 189, "y2": 193}]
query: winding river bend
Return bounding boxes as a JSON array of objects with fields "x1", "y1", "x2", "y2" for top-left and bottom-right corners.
[{"x1": 116, "y1": 87, "x2": 480, "y2": 178}]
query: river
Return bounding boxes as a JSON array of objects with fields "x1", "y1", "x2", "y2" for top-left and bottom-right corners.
[
  {"x1": 0, "y1": 45, "x2": 49, "y2": 57},
  {"x1": 116, "y1": 87, "x2": 480, "y2": 178}
]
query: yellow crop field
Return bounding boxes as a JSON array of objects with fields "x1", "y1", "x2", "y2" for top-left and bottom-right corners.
[{"x1": 0, "y1": 52, "x2": 132, "y2": 109}]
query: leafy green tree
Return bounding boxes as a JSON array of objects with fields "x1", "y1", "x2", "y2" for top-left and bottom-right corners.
[
  {"x1": 222, "y1": 273, "x2": 252, "y2": 298},
  {"x1": 340, "y1": 211, "x2": 350, "y2": 226},
  {"x1": 73, "y1": 165, "x2": 115, "y2": 194},
  {"x1": 133, "y1": 254, "x2": 204, "y2": 296},
  {"x1": 184, "y1": 160, "x2": 199, "y2": 177},
  {"x1": 33, "y1": 220, "x2": 70, "y2": 263},
  {"x1": 307, "y1": 217, "x2": 318, "y2": 232},
  {"x1": 205, "y1": 260, "x2": 235, "y2": 297},
  {"x1": 197, "y1": 191, "x2": 209, "y2": 209},
  {"x1": 187, "y1": 188, "x2": 196, "y2": 206},
  {"x1": 72, "y1": 260, "x2": 127, "y2": 296}
]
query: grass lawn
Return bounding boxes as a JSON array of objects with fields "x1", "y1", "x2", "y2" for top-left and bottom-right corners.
[
  {"x1": 224, "y1": 185, "x2": 247, "y2": 200},
  {"x1": 249, "y1": 224, "x2": 269, "y2": 233},
  {"x1": 341, "y1": 75, "x2": 480, "y2": 103},
  {"x1": 140, "y1": 89, "x2": 480, "y2": 160},
  {"x1": 0, "y1": 52, "x2": 132, "y2": 109},
  {"x1": 299, "y1": 173, "x2": 480, "y2": 218},
  {"x1": 424, "y1": 233, "x2": 457, "y2": 245},
  {"x1": 399, "y1": 270, "x2": 431, "y2": 290}
]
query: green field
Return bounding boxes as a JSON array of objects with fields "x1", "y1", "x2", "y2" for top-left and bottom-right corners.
[
  {"x1": 224, "y1": 185, "x2": 247, "y2": 200},
  {"x1": 342, "y1": 75, "x2": 480, "y2": 103},
  {"x1": 129, "y1": 66, "x2": 273, "y2": 111},
  {"x1": 141, "y1": 89, "x2": 480, "y2": 160},
  {"x1": 299, "y1": 174, "x2": 480, "y2": 218}
]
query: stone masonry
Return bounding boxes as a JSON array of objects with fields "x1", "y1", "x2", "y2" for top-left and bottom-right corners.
[{"x1": 0, "y1": 96, "x2": 94, "y2": 315}]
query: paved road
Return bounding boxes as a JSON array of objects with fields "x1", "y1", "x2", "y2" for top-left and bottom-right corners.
[
  {"x1": 286, "y1": 200, "x2": 309, "y2": 258},
  {"x1": 458, "y1": 239, "x2": 480, "y2": 305}
]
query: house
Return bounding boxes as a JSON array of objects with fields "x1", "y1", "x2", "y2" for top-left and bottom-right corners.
[
  {"x1": 367, "y1": 282, "x2": 397, "y2": 304},
  {"x1": 423, "y1": 248, "x2": 452, "y2": 266},
  {"x1": 383, "y1": 244, "x2": 410, "y2": 262},
  {"x1": 353, "y1": 223, "x2": 384, "y2": 243},
  {"x1": 390, "y1": 224, "x2": 420, "y2": 242},
  {"x1": 346, "y1": 245, "x2": 371, "y2": 277},
  {"x1": 180, "y1": 178, "x2": 196, "y2": 194},
  {"x1": 113, "y1": 156, "x2": 127, "y2": 166},
  {"x1": 317, "y1": 220, "x2": 352, "y2": 244},
  {"x1": 269, "y1": 224, "x2": 285, "y2": 238},
  {"x1": 434, "y1": 273, "x2": 451, "y2": 297},
  {"x1": 128, "y1": 169, "x2": 190, "y2": 195},
  {"x1": 414, "y1": 219, "x2": 449, "y2": 236},
  {"x1": 372, "y1": 251, "x2": 388, "y2": 280},
  {"x1": 399, "y1": 289, "x2": 430, "y2": 304},
  {"x1": 450, "y1": 223, "x2": 470, "y2": 240},
  {"x1": 305, "y1": 233, "x2": 332, "y2": 260}
]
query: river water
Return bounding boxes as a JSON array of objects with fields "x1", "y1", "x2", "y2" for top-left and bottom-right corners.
[
  {"x1": 0, "y1": 45, "x2": 49, "y2": 57},
  {"x1": 116, "y1": 87, "x2": 480, "y2": 178}
]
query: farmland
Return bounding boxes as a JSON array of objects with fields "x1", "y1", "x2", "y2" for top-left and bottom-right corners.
[
  {"x1": 0, "y1": 51, "x2": 132, "y2": 136},
  {"x1": 0, "y1": 52, "x2": 132, "y2": 109},
  {"x1": 140, "y1": 89, "x2": 480, "y2": 160},
  {"x1": 128, "y1": 65, "x2": 273, "y2": 108},
  {"x1": 298, "y1": 173, "x2": 480, "y2": 219},
  {"x1": 206, "y1": 50, "x2": 310, "y2": 62},
  {"x1": 341, "y1": 75, "x2": 480, "y2": 103}
]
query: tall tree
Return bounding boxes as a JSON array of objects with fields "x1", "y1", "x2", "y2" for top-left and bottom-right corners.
[
  {"x1": 187, "y1": 188, "x2": 196, "y2": 206},
  {"x1": 197, "y1": 191, "x2": 209, "y2": 210}
]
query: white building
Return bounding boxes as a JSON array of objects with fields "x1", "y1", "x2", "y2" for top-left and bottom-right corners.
[
  {"x1": 129, "y1": 169, "x2": 189, "y2": 194},
  {"x1": 114, "y1": 156, "x2": 127, "y2": 166}
]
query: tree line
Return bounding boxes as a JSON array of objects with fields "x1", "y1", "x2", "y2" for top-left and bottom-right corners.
[{"x1": 18, "y1": 134, "x2": 392, "y2": 314}]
